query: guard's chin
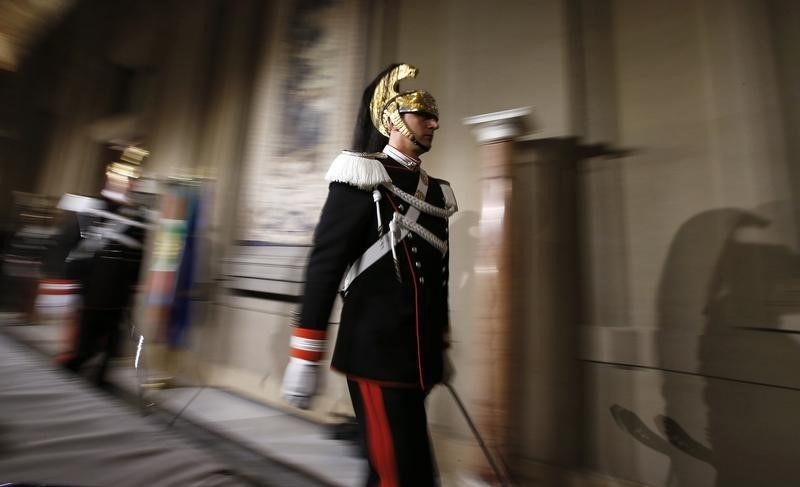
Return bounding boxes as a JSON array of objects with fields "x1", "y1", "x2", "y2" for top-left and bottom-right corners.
[{"x1": 413, "y1": 138, "x2": 431, "y2": 153}]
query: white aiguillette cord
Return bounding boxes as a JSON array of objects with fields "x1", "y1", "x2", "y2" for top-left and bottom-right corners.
[{"x1": 341, "y1": 171, "x2": 429, "y2": 292}]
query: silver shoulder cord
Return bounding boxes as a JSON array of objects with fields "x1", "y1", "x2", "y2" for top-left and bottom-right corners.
[
  {"x1": 67, "y1": 206, "x2": 154, "y2": 262},
  {"x1": 341, "y1": 173, "x2": 436, "y2": 293},
  {"x1": 342, "y1": 171, "x2": 458, "y2": 291},
  {"x1": 390, "y1": 212, "x2": 448, "y2": 254},
  {"x1": 383, "y1": 183, "x2": 457, "y2": 219}
]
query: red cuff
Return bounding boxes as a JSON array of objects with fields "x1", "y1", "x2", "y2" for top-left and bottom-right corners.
[{"x1": 289, "y1": 327, "x2": 327, "y2": 362}]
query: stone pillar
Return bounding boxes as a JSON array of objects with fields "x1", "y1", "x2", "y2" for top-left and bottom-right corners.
[
  {"x1": 463, "y1": 107, "x2": 530, "y2": 483},
  {"x1": 144, "y1": 0, "x2": 215, "y2": 176}
]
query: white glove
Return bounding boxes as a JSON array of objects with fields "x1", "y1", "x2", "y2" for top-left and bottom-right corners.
[{"x1": 281, "y1": 357, "x2": 319, "y2": 409}]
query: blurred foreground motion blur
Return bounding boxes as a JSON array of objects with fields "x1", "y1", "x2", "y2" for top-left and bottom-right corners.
[{"x1": 4, "y1": 0, "x2": 800, "y2": 486}]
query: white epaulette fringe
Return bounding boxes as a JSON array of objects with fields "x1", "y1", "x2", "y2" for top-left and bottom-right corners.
[
  {"x1": 325, "y1": 151, "x2": 392, "y2": 190},
  {"x1": 57, "y1": 193, "x2": 105, "y2": 213}
]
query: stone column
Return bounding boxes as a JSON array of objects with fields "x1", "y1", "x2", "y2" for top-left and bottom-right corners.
[
  {"x1": 144, "y1": 1, "x2": 214, "y2": 176},
  {"x1": 463, "y1": 107, "x2": 530, "y2": 483}
]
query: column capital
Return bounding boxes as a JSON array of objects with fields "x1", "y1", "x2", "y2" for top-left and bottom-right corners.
[{"x1": 463, "y1": 107, "x2": 532, "y2": 144}]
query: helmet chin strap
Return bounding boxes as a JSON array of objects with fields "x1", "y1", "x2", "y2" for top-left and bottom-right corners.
[
  {"x1": 396, "y1": 117, "x2": 430, "y2": 152},
  {"x1": 408, "y1": 133, "x2": 430, "y2": 152},
  {"x1": 389, "y1": 110, "x2": 430, "y2": 153}
]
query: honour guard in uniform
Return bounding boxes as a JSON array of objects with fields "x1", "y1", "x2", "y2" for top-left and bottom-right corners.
[
  {"x1": 281, "y1": 64, "x2": 457, "y2": 486},
  {"x1": 47, "y1": 147, "x2": 151, "y2": 386}
]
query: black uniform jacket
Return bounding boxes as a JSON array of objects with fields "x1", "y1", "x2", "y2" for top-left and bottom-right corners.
[
  {"x1": 299, "y1": 156, "x2": 451, "y2": 389},
  {"x1": 46, "y1": 197, "x2": 145, "y2": 311}
]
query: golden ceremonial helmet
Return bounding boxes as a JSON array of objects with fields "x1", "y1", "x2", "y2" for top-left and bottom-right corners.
[
  {"x1": 369, "y1": 63, "x2": 438, "y2": 143},
  {"x1": 106, "y1": 145, "x2": 149, "y2": 181}
]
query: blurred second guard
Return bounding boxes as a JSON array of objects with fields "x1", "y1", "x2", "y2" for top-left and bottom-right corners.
[{"x1": 45, "y1": 145, "x2": 152, "y2": 386}]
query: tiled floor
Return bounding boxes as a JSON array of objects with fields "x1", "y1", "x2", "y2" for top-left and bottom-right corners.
[
  {"x1": 128, "y1": 383, "x2": 366, "y2": 486},
  {"x1": 1, "y1": 314, "x2": 492, "y2": 487},
  {"x1": 1, "y1": 315, "x2": 366, "y2": 487}
]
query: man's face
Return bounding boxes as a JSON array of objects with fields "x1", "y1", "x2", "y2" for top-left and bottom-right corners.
[
  {"x1": 402, "y1": 112, "x2": 440, "y2": 150},
  {"x1": 104, "y1": 171, "x2": 133, "y2": 203}
]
